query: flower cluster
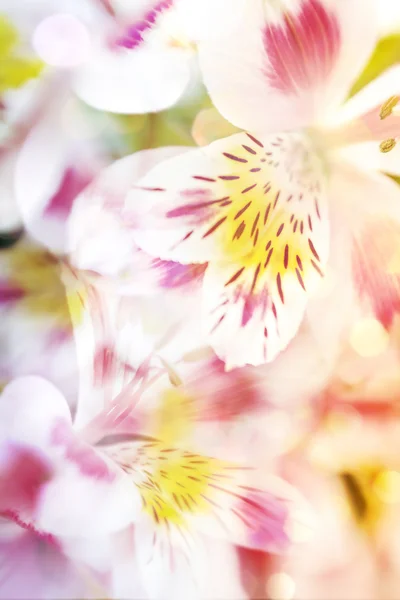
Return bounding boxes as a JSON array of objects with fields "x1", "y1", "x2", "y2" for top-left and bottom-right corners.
[{"x1": 1, "y1": 0, "x2": 400, "y2": 598}]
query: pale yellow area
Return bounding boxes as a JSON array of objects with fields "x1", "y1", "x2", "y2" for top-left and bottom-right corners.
[
  {"x1": 266, "y1": 573, "x2": 296, "y2": 600},
  {"x1": 137, "y1": 443, "x2": 226, "y2": 526},
  {"x1": 155, "y1": 387, "x2": 194, "y2": 446},
  {"x1": 373, "y1": 470, "x2": 400, "y2": 504},
  {"x1": 349, "y1": 318, "x2": 389, "y2": 357},
  {"x1": 6, "y1": 247, "x2": 79, "y2": 327}
]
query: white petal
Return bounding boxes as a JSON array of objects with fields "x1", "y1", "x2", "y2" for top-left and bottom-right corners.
[
  {"x1": 329, "y1": 65, "x2": 400, "y2": 127},
  {"x1": 36, "y1": 452, "x2": 141, "y2": 537},
  {"x1": 73, "y1": 44, "x2": 191, "y2": 114},
  {"x1": 198, "y1": 0, "x2": 377, "y2": 133},
  {"x1": 0, "y1": 376, "x2": 71, "y2": 449},
  {"x1": 14, "y1": 90, "x2": 72, "y2": 253},
  {"x1": 0, "y1": 151, "x2": 22, "y2": 233},
  {"x1": 68, "y1": 146, "x2": 188, "y2": 281},
  {"x1": 134, "y1": 521, "x2": 246, "y2": 600}
]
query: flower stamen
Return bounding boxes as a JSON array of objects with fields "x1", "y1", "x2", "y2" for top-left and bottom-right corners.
[
  {"x1": 380, "y1": 96, "x2": 399, "y2": 121},
  {"x1": 380, "y1": 138, "x2": 397, "y2": 153}
]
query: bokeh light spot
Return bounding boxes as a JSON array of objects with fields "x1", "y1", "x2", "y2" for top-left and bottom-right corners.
[
  {"x1": 267, "y1": 573, "x2": 296, "y2": 600},
  {"x1": 32, "y1": 14, "x2": 91, "y2": 68}
]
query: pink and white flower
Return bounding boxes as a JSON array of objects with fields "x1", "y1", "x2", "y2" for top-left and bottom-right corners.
[
  {"x1": 0, "y1": 307, "x2": 310, "y2": 598},
  {"x1": 112, "y1": 0, "x2": 400, "y2": 369}
]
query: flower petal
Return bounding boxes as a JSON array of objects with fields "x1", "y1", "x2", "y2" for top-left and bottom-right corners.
[
  {"x1": 134, "y1": 522, "x2": 246, "y2": 600},
  {"x1": 68, "y1": 146, "x2": 188, "y2": 283},
  {"x1": 73, "y1": 12, "x2": 192, "y2": 115},
  {"x1": 329, "y1": 159, "x2": 400, "y2": 329},
  {"x1": 0, "y1": 443, "x2": 53, "y2": 514},
  {"x1": 0, "y1": 530, "x2": 86, "y2": 600},
  {"x1": 0, "y1": 376, "x2": 72, "y2": 450},
  {"x1": 328, "y1": 65, "x2": 400, "y2": 129},
  {"x1": 198, "y1": 0, "x2": 377, "y2": 133},
  {"x1": 36, "y1": 448, "x2": 141, "y2": 537},
  {"x1": 132, "y1": 132, "x2": 329, "y2": 366},
  {"x1": 0, "y1": 150, "x2": 23, "y2": 233},
  {"x1": 105, "y1": 440, "x2": 303, "y2": 554},
  {"x1": 14, "y1": 91, "x2": 99, "y2": 254},
  {"x1": 133, "y1": 131, "x2": 328, "y2": 258}
]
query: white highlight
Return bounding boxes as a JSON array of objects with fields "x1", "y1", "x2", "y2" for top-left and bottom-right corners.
[{"x1": 32, "y1": 14, "x2": 92, "y2": 68}]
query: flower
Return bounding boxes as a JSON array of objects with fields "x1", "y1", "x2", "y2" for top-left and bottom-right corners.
[
  {"x1": 0, "y1": 303, "x2": 309, "y2": 598},
  {"x1": 112, "y1": 0, "x2": 400, "y2": 369}
]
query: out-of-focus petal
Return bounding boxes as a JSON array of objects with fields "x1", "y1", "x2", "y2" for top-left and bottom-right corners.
[
  {"x1": 68, "y1": 146, "x2": 188, "y2": 284},
  {"x1": 36, "y1": 447, "x2": 141, "y2": 537},
  {"x1": 0, "y1": 376, "x2": 71, "y2": 449},
  {"x1": 0, "y1": 444, "x2": 53, "y2": 514},
  {"x1": 0, "y1": 150, "x2": 23, "y2": 233},
  {"x1": 329, "y1": 159, "x2": 400, "y2": 329},
  {"x1": 198, "y1": 0, "x2": 377, "y2": 134},
  {"x1": 14, "y1": 89, "x2": 100, "y2": 254},
  {"x1": 73, "y1": 26, "x2": 192, "y2": 114},
  {"x1": 0, "y1": 529, "x2": 86, "y2": 600},
  {"x1": 327, "y1": 65, "x2": 400, "y2": 129}
]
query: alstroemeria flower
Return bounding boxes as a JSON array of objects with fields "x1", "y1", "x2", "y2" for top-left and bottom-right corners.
[
  {"x1": 123, "y1": 0, "x2": 400, "y2": 368},
  {"x1": 0, "y1": 356, "x2": 306, "y2": 599}
]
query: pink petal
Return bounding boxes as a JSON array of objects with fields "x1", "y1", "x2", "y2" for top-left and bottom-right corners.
[{"x1": 198, "y1": 0, "x2": 377, "y2": 133}]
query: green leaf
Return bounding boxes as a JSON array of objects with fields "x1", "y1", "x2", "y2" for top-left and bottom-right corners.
[{"x1": 349, "y1": 34, "x2": 400, "y2": 99}]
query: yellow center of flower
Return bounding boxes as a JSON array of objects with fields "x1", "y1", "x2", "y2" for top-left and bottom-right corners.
[
  {"x1": 191, "y1": 137, "x2": 325, "y2": 301},
  {"x1": 137, "y1": 443, "x2": 216, "y2": 526}
]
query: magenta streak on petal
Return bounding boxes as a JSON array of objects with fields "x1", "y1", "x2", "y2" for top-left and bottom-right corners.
[
  {"x1": 44, "y1": 168, "x2": 93, "y2": 218},
  {"x1": 241, "y1": 286, "x2": 269, "y2": 327},
  {"x1": 0, "y1": 282, "x2": 25, "y2": 303},
  {"x1": 263, "y1": 0, "x2": 341, "y2": 95},
  {"x1": 114, "y1": 0, "x2": 174, "y2": 50},
  {"x1": 152, "y1": 259, "x2": 207, "y2": 288},
  {"x1": 193, "y1": 357, "x2": 265, "y2": 421},
  {"x1": 0, "y1": 445, "x2": 54, "y2": 514},
  {"x1": 51, "y1": 421, "x2": 115, "y2": 482},
  {"x1": 237, "y1": 491, "x2": 290, "y2": 551}
]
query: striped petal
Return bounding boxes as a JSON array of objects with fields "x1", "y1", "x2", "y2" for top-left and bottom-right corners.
[
  {"x1": 105, "y1": 440, "x2": 298, "y2": 553},
  {"x1": 132, "y1": 132, "x2": 329, "y2": 366},
  {"x1": 198, "y1": 0, "x2": 377, "y2": 133},
  {"x1": 329, "y1": 159, "x2": 400, "y2": 329}
]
